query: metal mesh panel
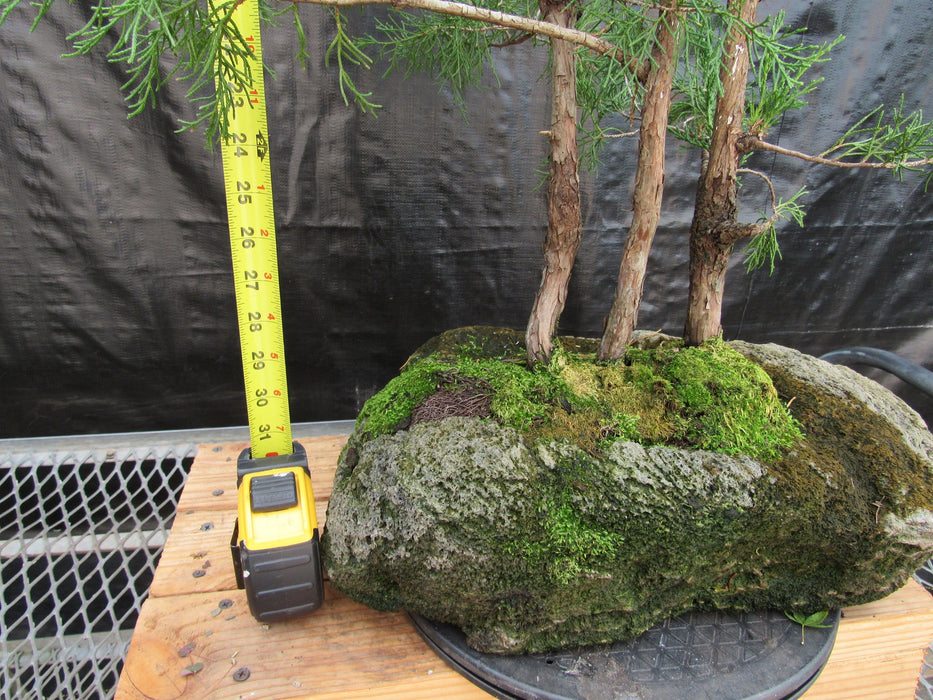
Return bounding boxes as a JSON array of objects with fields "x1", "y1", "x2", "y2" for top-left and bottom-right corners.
[{"x1": 1, "y1": 438, "x2": 197, "y2": 700}]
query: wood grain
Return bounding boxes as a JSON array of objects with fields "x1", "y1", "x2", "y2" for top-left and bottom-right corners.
[{"x1": 117, "y1": 435, "x2": 933, "y2": 700}]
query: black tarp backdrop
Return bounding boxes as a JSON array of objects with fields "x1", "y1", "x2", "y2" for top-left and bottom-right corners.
[{"x1": 0, "y1": 0, "x2": 930, "y2": 438}]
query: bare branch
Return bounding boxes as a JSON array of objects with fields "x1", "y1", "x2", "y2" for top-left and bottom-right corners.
[
  {"x1": 737, "y1": 167, "x2": 776, "y2": 211},
  {"x1": 739, "y1": 134, "x2": 933, "y2": 171},
  {"x1": 719, "y1": 220, "x2": 770, "y2": 245},
  {"x1": 287, "y1": 0, "x2": 638, "y2": 68},
  {"x1": 491, "y1": 31, "x2": 534, "y2": 49}
]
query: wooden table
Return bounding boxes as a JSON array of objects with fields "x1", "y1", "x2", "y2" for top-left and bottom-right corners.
[{"x1": 116, "y1": 435, "x2": 933, "y2": 699}]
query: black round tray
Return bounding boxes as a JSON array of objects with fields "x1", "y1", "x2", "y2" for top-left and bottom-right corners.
[{"x1": 410, "y1": 607, "x2": 840, "y2": 700}]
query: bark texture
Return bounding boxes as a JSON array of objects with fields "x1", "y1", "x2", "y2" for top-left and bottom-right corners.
[
  {"x1": 598, "y1": 3, "x2": 681, "y2": 361},
  {"x1": 525, "y1": 0, "x2": 581, "y2": 365},
  {"x1": 683, "y1": 0, "x2": 759, "y2": 345}
]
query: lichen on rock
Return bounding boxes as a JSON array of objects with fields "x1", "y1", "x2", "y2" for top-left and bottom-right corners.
[{"x1": 322, "y1": 327, "x2": 933, "y2": 654}]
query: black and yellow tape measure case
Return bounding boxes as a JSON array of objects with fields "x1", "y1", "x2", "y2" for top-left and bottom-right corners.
[{"x1": 230, "y1": 442, "x2": 324, "y2": 622}]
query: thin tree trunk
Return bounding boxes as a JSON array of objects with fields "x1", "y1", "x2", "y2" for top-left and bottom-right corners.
[
  {"x1": 597, "y1": 2, "x2": 681, "y2": 361},
  {"x1": 683, "y1": 0, "x2": 758, "y2": 345},
  {"x1": 525, "y1": 0, "x2": 581, "y2": 365}
]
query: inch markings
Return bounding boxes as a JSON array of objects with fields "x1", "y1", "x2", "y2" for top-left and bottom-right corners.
[{"x1": 219, "y1": 0, "x2": 292, "y2": 458}]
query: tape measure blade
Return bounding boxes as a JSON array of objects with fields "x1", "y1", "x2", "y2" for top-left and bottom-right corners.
[{"x1": 221, "y1": 0, "x2": 292, "y2": 458}]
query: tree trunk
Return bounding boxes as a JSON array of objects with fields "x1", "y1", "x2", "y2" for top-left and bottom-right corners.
[
  {"x1": 683, "y1": 0, "x2": 758, "y2": 346},
  {"x1": 597, "y1": 3, "x2": 681, "y2": 361},
  {"x1": 525, "y1": 0, "x2": 581, "y2": 366}
]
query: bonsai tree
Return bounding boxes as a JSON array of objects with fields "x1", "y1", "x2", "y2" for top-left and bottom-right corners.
[
  {"x1": 6, "y1": 0, "x2": 933, "y2": 659},
  {"x1": 677, "y1": 0, "x2": 933, "y2": 346},
  {"x1": 3, "y1": 0, "x2": 932, "y2": 359}
]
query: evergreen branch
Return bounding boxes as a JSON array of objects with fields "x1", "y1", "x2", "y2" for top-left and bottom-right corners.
[
  {"x1": 736, "y1": 181, "x2": 807, "y2": 274},
  {"x1": 737, "y1": 166, "x2": 777, "y2": 213},
  {"x1": 325, "y1": 8, "x2": 381, "y2": 113},
  {"x1": 719, "y1": 221, "x2": 766, "y2": 246},
  {"x1": 491, "y1": 30, "x2": 534, "y2": 49},
  {"x1": 365, "y1": 7, "x2": 509, "y2": 103},
  {"x1": 288, "y1": 0, "x2": 639, "y2": 68},
  {"x1": 740, "y1": 134, "x2": 933, "y2": 172},
  {"x1": 0, "y1": 0, "x2": 23, "y2": 26},
  {"x1": 818, "y1": 98, "x2": 933, "y2": 177},
  {"x1": 1, "y1": 0, "x2": 310, "y2": 144},
  {"x1": 738, "y1": 98, "x2": 933, "y2": 185},
  {"x1": 743, "y1": 12, "x2": 842, "y2": 133}
]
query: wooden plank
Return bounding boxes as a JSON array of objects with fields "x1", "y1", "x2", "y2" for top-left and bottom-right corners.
[
  {"x1": 839, "y1": 577, "x2": 933, "y2": 621},
  {"x1": 119, "y1": 435, "x2": 933, "y2": 700},
  {"x1": 116, "y1": 583, "x2": 488, "y2": 700},
  {"x1": 147, "y1": 508, "x2": 240, "y2": 597},
  {"x1": 803, "y1": 578, "x2": 933, "y2": 699}
]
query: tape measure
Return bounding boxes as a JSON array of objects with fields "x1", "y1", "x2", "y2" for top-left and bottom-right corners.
[
  {"x1": 219, "y1": 0, "x2": 291, "y2": 460},
  {"x1": 220, "y1": 0, "x2": 323, "y2": 623}
]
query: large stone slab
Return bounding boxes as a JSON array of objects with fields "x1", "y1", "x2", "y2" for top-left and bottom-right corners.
[{"x1": 322, "y1": 334, "x2": 933, "y2": 654}]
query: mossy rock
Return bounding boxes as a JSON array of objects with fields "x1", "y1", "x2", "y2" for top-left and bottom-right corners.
[{"x1": 323, "y1": 327, "x2": 933, "y2": 654}]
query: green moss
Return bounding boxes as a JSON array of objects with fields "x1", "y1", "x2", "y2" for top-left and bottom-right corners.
[
  {"x1": 507, "y1": 497, "x2": 626, "y2": 586},
  {"x1": 357, "y1": 327, "x2": 803, "y2": 461},
  {"x1": 657, "y1": 337, "x2": 804, "y2": 460},
  {"x1": 355, "y1": 360, "x2": 447, "y2": 437},
  {"x1": 764, "y1": 362, "x2": 933, "y2": 517}
]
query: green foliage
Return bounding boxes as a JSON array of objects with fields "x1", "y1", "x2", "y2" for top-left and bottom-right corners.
[
  {"x1": 507, "y1": 497, "x2": 625, "y2": 586},
  {"x1": 574, "y1": 3, "x2": 655, "y2": 166},
  {"x1": 599, "y1": 411, "x2": 640, "y2": 446},
  {"x1": 785, "y1": 609, "x2": 832, "y2": 644},
  {"x1": 822, "y1": 96, "x2": 933, "y2": 185},
  {"x1": 744, "y1": 13, "x2": 842, "y2": 134},
  {"x1": 668, "y1": 6, "x2": 727, "y2": 150},
  {"x1": 743, "y1": 185, "x2": 807, "y2": 274},
  {"x1": 355, "y1": 359, "x2": 449, "y2": 437},
  {"x1": 326, "y1": 8, "x2": 381, "y2": 114},
  {"x1": 0, "y1": 0, "x2": 293, "y2": 144},
  {"x1": 363, "y1": 4, "x2": 530, "y2": 107},
  {"x1": 0, "y1": 0, "x2": 382, "y2": 143},
  {"x1": 669, "y1": 9, "x2": 842, "y2": 150},
  {"x1": 657, "y1": 337, "x2": 803, "y2": 460},
  {"x1": 356, "y1": 351, "x2": 567, "y2": 439}
]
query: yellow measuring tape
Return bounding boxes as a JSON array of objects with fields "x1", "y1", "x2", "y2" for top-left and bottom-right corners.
[
  {"x1": 220, "y1": 1, "x2": 324, "y2": 623},
  {"x1": 219, "y1": 0, "x2": 292, "y2": 459}
]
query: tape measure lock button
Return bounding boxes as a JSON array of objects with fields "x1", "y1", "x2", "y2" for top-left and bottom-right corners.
[{"x1": 250, "y1": 471, "x2": 299, "y2": 512}]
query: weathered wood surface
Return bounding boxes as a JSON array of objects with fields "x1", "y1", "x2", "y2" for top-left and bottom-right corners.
[{"x1": 117, "y1": 436, "x2": 933, "y2": 699}]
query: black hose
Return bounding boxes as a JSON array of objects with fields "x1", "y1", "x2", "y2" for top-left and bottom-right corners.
[{"x1": 819, "y1": 347, "x2": 933, "y2": 400}]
